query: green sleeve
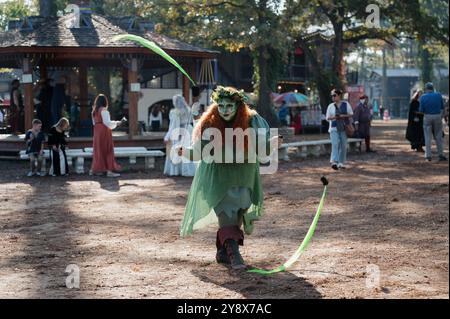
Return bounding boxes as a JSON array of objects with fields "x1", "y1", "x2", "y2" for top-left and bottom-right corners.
[{"x1": 250, "y1": 114, "x2": 271, "y2": 157}]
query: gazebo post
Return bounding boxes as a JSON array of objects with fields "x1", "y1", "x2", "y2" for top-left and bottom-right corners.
[
  {"x1": 182, "y1": 61, "x2": 193, "y2": 104},
  {"x1": 127, "y1": 57, "x2": 139, "y2": 138},
  {"x1": 22, "y1": 57, "x2": 34, "y2": 130},
  {"x1": 79, "y1": 62, "x2": 89, "y2": 121},
  {"x1": 39, "y1": 63, "x2": 47, "y2": 81}
]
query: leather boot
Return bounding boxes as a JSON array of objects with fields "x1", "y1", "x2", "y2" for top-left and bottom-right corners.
[
  {"x1": 215, "y1": 230, "x2": 230, "y2": 264},
  {"x1": 216, "y1": 226, "x2": 245, "y2": 269},
  {"x1": 224, "y1": 239, "x2": 246, "y2": 270}
]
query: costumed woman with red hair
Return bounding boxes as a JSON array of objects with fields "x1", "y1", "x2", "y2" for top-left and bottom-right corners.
[{"x1": 178, "y1": 86, "x2": 282, "y2": 269}]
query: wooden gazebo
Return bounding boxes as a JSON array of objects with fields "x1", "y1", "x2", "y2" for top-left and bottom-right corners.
[{"x1": 0, "y1": 10, "x2": 217, "y2": 152}]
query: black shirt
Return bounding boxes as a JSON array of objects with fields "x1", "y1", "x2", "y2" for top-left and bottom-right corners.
[{"x1": 47, "y1": 126, "x2": 67, "y2": 148}]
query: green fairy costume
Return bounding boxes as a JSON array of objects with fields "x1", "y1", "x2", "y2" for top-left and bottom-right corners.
[{"x1": 179, "y1": 86, "x2": 273, "y2": 269}]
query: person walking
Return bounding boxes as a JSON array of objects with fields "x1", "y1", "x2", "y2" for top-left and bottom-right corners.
[
  {"x1": 419, "y1": 82, "x2": 447, "y2": 162},
  {"x1": 406, "y1": 90, "x2": 425, "y2": 152},
  {"x1": 90, "y1": 94, "x2": 125, "y2": 177},
  {"x1": 326, "y1": 89, "x2": 353, "y2": 170},
  {"x1": 354, "y1": 94, "x2": 375, "y2": 152}
]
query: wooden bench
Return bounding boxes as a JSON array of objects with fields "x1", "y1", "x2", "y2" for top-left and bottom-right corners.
[
  {"x1": 278, "y1": 138, "x2": 364, "y2": 161},
  {"x1": 74, "y1": 147, "x2": 165, "y2": 174}
]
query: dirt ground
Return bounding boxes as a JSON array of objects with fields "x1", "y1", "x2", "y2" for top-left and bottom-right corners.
[{"x1": 0, "y1": 119, "x2": 448, "y2": 299}]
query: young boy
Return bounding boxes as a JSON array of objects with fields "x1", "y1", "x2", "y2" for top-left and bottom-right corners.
[{"x1": 25, "y1": 119, "x2": 45, "y2": 176}]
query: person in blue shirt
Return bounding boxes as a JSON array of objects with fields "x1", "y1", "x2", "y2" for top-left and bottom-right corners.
[
  {"x1": 419, "y1": 82, "x2": 447, "y2": 162},
  {"x1": 278, "y1": 100, "x2": 289, "y2": 126}
]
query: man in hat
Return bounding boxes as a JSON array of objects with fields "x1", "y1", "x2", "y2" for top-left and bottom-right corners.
[
  {"x1": 178, "y1": 86, "x2": 282, "y2": 269},
  {"x1": 353, "y1": 94, "x2": 375, "y2": 152},
  {"x1": 419, "y1": 82, "x2": 447, "y2": 162}
]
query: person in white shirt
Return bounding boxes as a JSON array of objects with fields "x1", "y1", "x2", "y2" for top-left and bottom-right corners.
[
  {"x1": 90, "y1": 94, "x2": 125, "y2": 177},
  {"x1": 148, "y1": 104, "x2": 163, "y2": 131},
  {"x1": 326, "y1": 89, "x2": 353, "y2": 170}
]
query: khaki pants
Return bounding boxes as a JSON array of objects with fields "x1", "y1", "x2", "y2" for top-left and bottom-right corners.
[{"x1": 423, "y1": 114, "x2": 444, "y2": 158}]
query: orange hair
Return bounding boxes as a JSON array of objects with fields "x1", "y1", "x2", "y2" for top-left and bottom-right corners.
[{"x1": 193, "y1": 102, "x2": 256, "y2": 150}]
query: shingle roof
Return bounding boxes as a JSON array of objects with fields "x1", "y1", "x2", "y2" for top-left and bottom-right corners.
[{"x1": 0, "y1": 14, "x2": 216, "y2": 54}]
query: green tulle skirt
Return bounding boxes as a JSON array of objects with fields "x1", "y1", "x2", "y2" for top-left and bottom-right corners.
[
  {"x1": 179, "y1": 161, "x2": 264, "y2": 236},
  {"x1": 179, "y1": 114, "x2": 270, "y2": 237}
]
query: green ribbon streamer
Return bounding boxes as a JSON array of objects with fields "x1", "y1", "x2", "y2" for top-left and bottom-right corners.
[
  {"x1": 112, "y1": 34, "x2": 197, "y2": 86},
  {"x1": 247, "y1": 185, "x2": 328, "y2": 275}
]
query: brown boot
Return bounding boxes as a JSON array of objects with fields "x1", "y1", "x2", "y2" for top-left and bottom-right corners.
[
  {"x1": 215, "y1": 230, "x2": 230, "y2": 264},
  {"x1": 224, "y1": 239, "x2": 246, "y2": 270},
  {"x1": 217, "y1": 226, "x2": 245, "y2": 269}
]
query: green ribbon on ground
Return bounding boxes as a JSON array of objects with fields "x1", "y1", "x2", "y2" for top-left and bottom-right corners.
[
  {"x1": 247, "y1": 185, "x2": 328, "y2": 275},
  {"x1": 112, "y1": 34, "x2": 197, "y2": 86}
]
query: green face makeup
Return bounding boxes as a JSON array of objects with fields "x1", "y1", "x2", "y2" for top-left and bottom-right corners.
[{"x1": 217, "y1": 98, "x2": 238, "y2": 121}]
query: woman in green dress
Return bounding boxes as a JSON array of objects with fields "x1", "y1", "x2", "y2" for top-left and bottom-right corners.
[{"x1": 177, "y1": 86, "x2": 282, "y2": 269}]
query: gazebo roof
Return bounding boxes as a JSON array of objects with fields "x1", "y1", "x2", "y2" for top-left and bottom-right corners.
[{"x1": 0, "y1": 13, "x2": 217, "y2": 57}]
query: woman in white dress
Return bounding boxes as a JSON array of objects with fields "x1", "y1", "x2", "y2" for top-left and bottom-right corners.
[{"x1": 163, "y1": 94, "x2": 196, "y2": 176}]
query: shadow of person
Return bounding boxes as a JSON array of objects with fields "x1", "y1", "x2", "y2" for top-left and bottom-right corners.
[
  {"x1": 191, "y1": 265, "x2": 322, "y2": 299},
  {"x1": 95, "y1": 176, "x2": 121, "y2": 192}
]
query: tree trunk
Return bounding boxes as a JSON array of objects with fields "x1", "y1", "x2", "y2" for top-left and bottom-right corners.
[
  {"x1": 420, "y1": 42, "x2": 433, "y2": 85},
  {"x1": 297, "y1": 37, "x2": 332, "y2": 112},
  {"x1": 381, "y1": 47, "x2": 388, "y2": 111},
  {"x1": 256, "y1": 46, "x2": 279, "y2": 127},
  {"x1": 331, "y1": 21, "x2": 345, "y2": 89},
  {"x1": 39, "y1": 0, "x2": 55, "y2": 17}
]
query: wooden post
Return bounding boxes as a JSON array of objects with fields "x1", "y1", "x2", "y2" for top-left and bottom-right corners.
[
  {"x1": 182, "y1": 61, "x2": 193, "y2": 104},
  {"x1": 22, "y1": 57, "x2": 34, "y2": 130},
  {"x1": 39, "y1": 63, "x2": 47, "y2": 81},
  {"x1": 128, "y1": 57, "x2": 139, "y2": 138},
  {"x1": 79, "y1": 63, "x2": 89, "y2": 120}
]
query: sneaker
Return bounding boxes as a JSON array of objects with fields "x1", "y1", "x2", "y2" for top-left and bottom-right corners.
[
  {"x1": 27, "y1": 171, "x2": 34, "y2": 177},
  {"x1": 338, "y1": 164, "x2": 346, "y2": 169},
  {"x1": 331, "y1": 163, "x2": 338, "y2": 170},
  {"x1": 36, "y1": 172, "x2": 41, "y2": 176},
  {"x1": 438, "y1": 155, "x2": 448, "y2": 162},
  {"x1": 106, "y1": 171, "x2": 120, "y2": 177},
  {"x1": 426, "y1": 157, "x2": 432, "y2": 162}
]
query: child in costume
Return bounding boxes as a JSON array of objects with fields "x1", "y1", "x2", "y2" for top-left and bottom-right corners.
[{"x1": 178, "y1": 86, "x2": 281, "y2": 269}]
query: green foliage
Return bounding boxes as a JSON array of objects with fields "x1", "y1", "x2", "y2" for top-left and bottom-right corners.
[{"x1": 0, "y1": 0, "x2": 32, "y2": 30}]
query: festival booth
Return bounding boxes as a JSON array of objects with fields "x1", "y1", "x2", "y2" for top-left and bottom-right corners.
[{"x1": 272, "y1": 92, "x2": 323, "y2": 134}]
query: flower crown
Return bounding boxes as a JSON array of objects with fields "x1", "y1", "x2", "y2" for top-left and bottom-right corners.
[{"x1": 211, "y1": 86, "x2": 248, "y2": 104}]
